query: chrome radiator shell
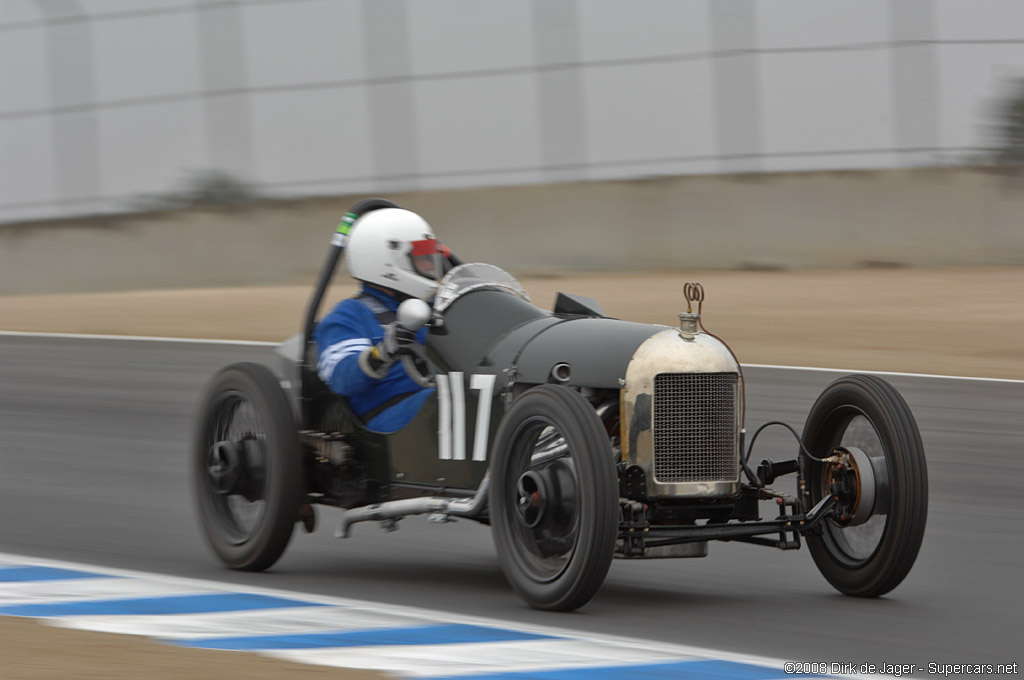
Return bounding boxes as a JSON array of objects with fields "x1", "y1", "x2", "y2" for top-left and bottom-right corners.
[{"x1": 621, "y1": 328, "x2": 743, "y2": 498}]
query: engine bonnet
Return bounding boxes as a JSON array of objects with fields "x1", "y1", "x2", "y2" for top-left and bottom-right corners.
[{"x1": 511, "y1": 317, "x2": 666, "y2": 388}]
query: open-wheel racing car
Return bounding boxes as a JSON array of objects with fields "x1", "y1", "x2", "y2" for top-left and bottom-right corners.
[{"x1": 193, "y1": 199, "x2": 928, "y2": 611}]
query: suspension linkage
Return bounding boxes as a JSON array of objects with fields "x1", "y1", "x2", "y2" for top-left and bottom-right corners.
[{"x1": 621, "y1": 494, "x2": 840, "y2": 547}]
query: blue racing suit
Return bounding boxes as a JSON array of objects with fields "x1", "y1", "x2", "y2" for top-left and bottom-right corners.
[{"x1": 313, "y1": 286, "x2": 433, "y2": 433}]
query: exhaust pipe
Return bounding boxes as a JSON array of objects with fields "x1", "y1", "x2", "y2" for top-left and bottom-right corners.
[{"x1": 334, "y1": 474, "x2": 489, "y2": 538}]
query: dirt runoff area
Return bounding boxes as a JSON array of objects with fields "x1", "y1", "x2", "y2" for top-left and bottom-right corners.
[
  {"x1": 0, "y1": 616, "x2": 388, "y2": 680},
  {"x1": 1, "y1": 266, "x2": 1022, "y2": 379},
  {"x1": 1, "y1": 266, "x2": 1022, "y2": 679}
]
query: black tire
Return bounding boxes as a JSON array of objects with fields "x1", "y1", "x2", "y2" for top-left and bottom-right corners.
[
  {"x1": 490, "y1": 385, "x2": 618, "y2": 611},
  {"x1": 193, "y1": 362, "x2": 304, "y2": 571},
  {"x1": 802, "y1": 374, "x2": 928, "y2": 597}
]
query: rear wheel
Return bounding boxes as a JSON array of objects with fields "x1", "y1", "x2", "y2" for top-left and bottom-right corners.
[
  {"x1": 193, "y1": 362, "x2": 303, "y2": 571},
  {"x1": 803, "y1": 374, "x2": 928, "y2": 597},
  {"x1": 490, "y1": 385, "x2": 618, "y2": 611}
]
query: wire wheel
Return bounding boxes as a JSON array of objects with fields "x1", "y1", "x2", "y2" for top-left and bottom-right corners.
[
  {"x1": 803, "y1": 374, "x2": 928, "y2": 597},
  {"x1": 193, "y1": 362, "x2": 303, "y2": 571},
  {"x1": 819, "y1": 418, "x2": 888, "y2": 565},
  {"x1": 203, "y1": 393, "x2": 268, "y2": 541},
  {"x1": 507, "y1": 422, "x2": 580, "y2": 582},
  {"x1": 490, "y1": 385, "x2": 617, "y2": 611}
]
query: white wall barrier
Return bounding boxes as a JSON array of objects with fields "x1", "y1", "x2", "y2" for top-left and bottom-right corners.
[{"x1": 1, "y1": 168, "x2": 1022, "y2": 295}]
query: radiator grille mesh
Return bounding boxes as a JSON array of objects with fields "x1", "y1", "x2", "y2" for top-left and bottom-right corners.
[{"x1": 653, "y1": 372, "x2": 739, "y2": 483}]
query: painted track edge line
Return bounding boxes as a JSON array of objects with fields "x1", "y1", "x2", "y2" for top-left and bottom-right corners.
[
  {"x1": 0, "y1": 551, "x2": 876, "y2": 680},
  {"x1": 2, "y1": 330, "x2": 1017, "y2": 384},
  {"x1": 742, "y1": 363, "x2": 1024, "y2": 384}
]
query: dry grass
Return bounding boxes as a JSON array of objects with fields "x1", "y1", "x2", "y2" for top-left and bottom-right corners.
[
  {"x1": 2, "y1": 267, "x2": 1021, "y2": 379},
  {"x1": 0, "y1": 616, "x2": 390, "y2": 680}
]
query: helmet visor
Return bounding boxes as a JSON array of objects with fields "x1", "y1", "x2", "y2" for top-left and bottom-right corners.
[{"x1": 410, "y1": 238, "x2": 442, "y2": 280}]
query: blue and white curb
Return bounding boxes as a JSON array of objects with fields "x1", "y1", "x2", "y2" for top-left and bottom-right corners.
[{"x1": 1, "y1": 553, "x2": 847, "y2": 679}]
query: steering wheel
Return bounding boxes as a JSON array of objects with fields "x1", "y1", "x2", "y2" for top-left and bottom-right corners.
[{"x1": 401, "y1": 347, "x2": 435, "y2": 389}]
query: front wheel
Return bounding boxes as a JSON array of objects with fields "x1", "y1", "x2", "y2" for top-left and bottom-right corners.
[
  {"x1": 193, "y1": 362, "x2": 304, "y2": 571},
  {"x1": 490, "y1": 385, "x2": 618, "y2": 611},
  {"x1": 802, "y1": 374, "x2": 928, "y2": 597}
]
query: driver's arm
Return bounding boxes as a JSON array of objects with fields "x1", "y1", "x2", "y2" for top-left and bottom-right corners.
[{"x1": 314, "y1": 300, "x2": 380, "y2": 396}]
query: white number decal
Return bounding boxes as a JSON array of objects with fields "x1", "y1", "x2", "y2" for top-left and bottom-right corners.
[
  {"x1": 437, "y1": 373, "x2": 496, "y2": 461},
  {"x1": 436, "y1": 373, "x2": 452, "y2": 460},
  {"x1": 469, "y1": 374, "x2": 496, "y2": 461}
]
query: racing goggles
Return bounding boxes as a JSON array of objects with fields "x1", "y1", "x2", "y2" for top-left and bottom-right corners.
[{"x1": 410, "y1": 238, "x2": 450, "y2": 280}]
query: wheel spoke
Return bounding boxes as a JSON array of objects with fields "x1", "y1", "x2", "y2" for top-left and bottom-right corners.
[
  {"x1": 506, "y1": 419, "x2": 581, "y2": 582},
  {"x1": 201, "y1": 391, "x2": 270, "y2": 544},
  {"x1": 826, "y1": 415, "x2": 889, "y2": 563}
]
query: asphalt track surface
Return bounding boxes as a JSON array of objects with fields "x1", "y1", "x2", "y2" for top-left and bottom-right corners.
[{"x1": 1, "y1": 335, "x2": 1021, "y2": 672}]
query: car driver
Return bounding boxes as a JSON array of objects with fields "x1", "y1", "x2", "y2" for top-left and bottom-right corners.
[{"x1": 314, "y1": 207, "x2": 448, "y2": 433}]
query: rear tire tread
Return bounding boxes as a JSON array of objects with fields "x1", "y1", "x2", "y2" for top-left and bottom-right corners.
[
  {"x1": 193, "y1": 362, "x2": 303, "y2": 572},
  {"x1": 490, "y1": 384, "x2": 618, "y2": 612}
]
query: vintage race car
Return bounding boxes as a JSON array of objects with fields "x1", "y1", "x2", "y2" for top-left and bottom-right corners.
[{"x1": 193, "y1": 199, "x2": 928, "y2": 611}]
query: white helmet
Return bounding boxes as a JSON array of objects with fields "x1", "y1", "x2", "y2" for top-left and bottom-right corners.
[{"x1": 345, "y1": 208, "x2": 445, "y2": 300}]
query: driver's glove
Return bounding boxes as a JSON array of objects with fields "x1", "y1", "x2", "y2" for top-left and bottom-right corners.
[{"x1": 358, "y1": 322, "x2": 417, "y2": 378}]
